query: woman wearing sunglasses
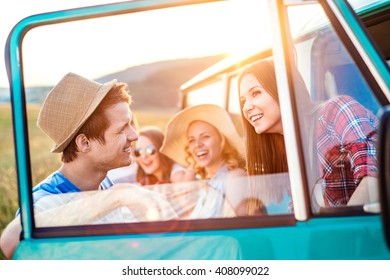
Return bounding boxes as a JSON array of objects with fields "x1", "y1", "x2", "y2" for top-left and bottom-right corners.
[
  {"x1": 101, "y1": 125, "x2": 193, "y2": 188},
  {"x1": 135, "y1": 126, "x2": 195, "y2": 185}
]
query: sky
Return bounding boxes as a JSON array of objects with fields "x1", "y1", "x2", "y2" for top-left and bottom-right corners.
[
  {"x1": 0, "y1": 0, "x2": 122, "y2": 87},
  {"x1": 0, "y1": 0, "x2": 273, "y2": 88}
]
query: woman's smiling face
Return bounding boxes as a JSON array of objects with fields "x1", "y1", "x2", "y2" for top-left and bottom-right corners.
[
  {"x1": 135, "y1": 135, "x2": 161, "y2": 177},
  {"x1": 239, "y1": 73, "x2": 283, "y2": 135},
  {"x1": 187, "y1": 120, "x2": 225, "y2": 172}
]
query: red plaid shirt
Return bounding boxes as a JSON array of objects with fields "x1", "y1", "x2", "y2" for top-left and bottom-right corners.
[{"x1": 316, "y1": 95, "x2": 378, "y2": 206}]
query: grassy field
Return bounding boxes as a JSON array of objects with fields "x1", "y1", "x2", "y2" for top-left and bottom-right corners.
[
  {"x1": 0, "y1": 103, "x2": 19, "y2": 259},
  {"x1": 0, "y1": 103, "x2": 174, "y2": 259}
]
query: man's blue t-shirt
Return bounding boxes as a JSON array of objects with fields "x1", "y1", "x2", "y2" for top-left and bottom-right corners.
[
  {"x1": 16, "y1": 171, "x2": 80, "y2": 216},
  {"x1": 33, "y1": 171, "x2": 81, "y2": 201}
]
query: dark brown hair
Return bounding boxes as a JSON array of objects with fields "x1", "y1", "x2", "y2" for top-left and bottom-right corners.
[{"x1": 237, "y1": 59, "x2": 288, "y2": 175}]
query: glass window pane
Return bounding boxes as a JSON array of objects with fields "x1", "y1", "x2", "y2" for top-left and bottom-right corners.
[
  {"x1": 20, "y1": 1, "x2": 294, "y2": 231},
  {"x1": 186, "y1": 81, "x2": 226, "y2": 108},
  {"x1": 287, "y1": 3, "x2": 381, "y2": 212}
]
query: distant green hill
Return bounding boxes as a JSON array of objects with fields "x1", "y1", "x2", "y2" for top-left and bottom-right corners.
[
  {"x1": 1, "y1": 54, "x2": 226, "y2": 107},
  {"x1": 0, "y1": 87, "x2": 52, "y2": 104},
  {"x1": 98, "y1": 54, "x2": 227, "y2": 110}
]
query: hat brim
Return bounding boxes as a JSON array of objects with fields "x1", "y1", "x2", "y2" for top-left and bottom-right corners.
[{"x1": 160, "y1": 104, "x2": 244, "y2": 167}]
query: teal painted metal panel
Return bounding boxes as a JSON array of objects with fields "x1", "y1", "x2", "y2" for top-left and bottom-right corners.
[{"x1": 13, "y1": 216, "x2": 390, "y2": 259}]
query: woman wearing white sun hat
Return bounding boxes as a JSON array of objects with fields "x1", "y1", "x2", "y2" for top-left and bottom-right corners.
[{"x1": 160, "y1": 104, "x2": 246, "y2": 218}]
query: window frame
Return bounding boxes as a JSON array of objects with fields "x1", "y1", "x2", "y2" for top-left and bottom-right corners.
[{"x1": 7, "y1": 0, "x2": 297, "y2": 241}]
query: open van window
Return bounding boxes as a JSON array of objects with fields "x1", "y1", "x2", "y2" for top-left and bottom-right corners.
[
  {"x1": 7, "y1": 0, "x2": 296, "y2": 238},
  {"x1": 286, "y1": 2, "x2": 384, "y2": 212}
]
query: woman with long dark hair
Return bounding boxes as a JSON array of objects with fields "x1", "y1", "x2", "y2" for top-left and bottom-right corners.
[{"x1": 238, "y1": 59, "x2": 378, "y2": 207}]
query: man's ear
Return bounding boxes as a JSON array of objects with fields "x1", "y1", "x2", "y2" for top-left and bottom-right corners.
[{"x1": 75, "y1": 134, "x2": 91, "y2": 152}]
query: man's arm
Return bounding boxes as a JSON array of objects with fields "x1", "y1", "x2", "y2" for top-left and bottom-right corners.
[
  {"x1": 347, "y1": 176, "x2": 378, "y2": 206},
  {"x1": 0, "y1": 216, "x2": 22, "y2": 259},
  {"x1": 33, "y1": 183, "x2": 177, "y2": 227},
  {"x1": 0, "y1": 183, "x2": 177, "y2": 259}
]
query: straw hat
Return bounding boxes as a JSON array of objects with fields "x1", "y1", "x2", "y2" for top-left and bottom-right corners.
[
  {"x1": 160, "y1": 104, "x2": 244, "y2": 167},
  {"x1": 37, "y1": 72, "x2": 117, "y2": 153}
]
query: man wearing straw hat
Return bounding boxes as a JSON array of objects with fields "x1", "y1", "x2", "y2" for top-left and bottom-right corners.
[{"x1": 0, "y1": 73, "x2": 176, "y2": 259}]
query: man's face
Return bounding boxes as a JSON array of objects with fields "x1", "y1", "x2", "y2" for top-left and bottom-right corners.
[{"x1": 90, "y1": 102, "x2": 138, "y2": 172}]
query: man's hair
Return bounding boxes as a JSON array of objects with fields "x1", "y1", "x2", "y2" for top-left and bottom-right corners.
[{"x1": 62, "y1": 82, "x2": 131, "y2": 162}]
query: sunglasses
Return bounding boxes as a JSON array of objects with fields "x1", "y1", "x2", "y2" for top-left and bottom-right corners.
[{"x1": 134, "y1": 145, "x2": 157, "y2": 158}]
